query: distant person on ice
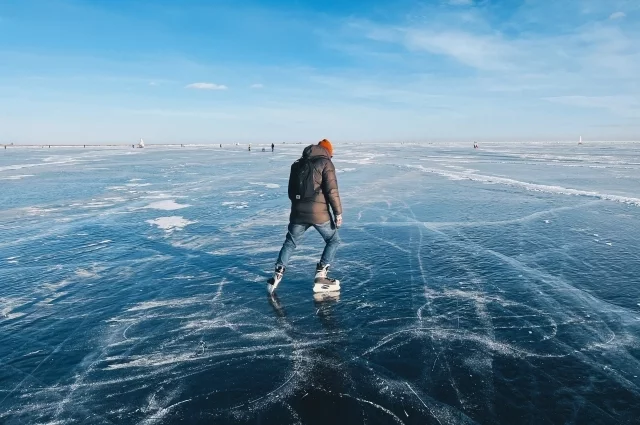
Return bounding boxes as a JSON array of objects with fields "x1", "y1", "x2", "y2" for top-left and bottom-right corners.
[
  {"x1": 267, "y1": 139, "x2": 343, "y2": 295},
  {"x1": 271, "y1": 143, "x2": 275, "y2": 152}
]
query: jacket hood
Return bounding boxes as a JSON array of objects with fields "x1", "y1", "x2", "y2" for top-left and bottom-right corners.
[{"x1": 302, "y1": 144, "x2": 331, "y2": 160}]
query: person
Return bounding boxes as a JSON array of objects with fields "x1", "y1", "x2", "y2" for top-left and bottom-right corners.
[
  {"x1": 248, "y1": 144, "x2": 251, "y2": 152},
  {"x1": 271, "y1": 143, "x2": 275, "y2": 152},
  {"x1": 268, "y1": 139, "x2": 343, "y2": 295}
]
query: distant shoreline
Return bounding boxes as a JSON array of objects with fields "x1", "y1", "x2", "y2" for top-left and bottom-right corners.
[
  {"x1": 0, "y1": 140, "x2": 640, "y2": 149},
  {"x1": 2, "y1": 140, "x2": 639, "y2": 149},
  {"x1": 0, "y1": 143, "x2": 300, "y2": 148}
]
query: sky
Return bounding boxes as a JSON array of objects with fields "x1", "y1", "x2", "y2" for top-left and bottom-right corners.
[{"x1": 0, "y1": 0, "x2": 639, "y2": 144}]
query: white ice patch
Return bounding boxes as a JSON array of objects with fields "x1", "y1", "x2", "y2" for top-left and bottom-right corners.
[
  {"x1": 1, "y1": 312, "x2": 25, "y2": 320},
  {"x1": 226, "y1": 190, "x2": 255, "y2": 196},
  {"x1": 82, "y1": 201, "x2": 115, "y2": 208},
  {"x1": 1, "y1": 297, "x2": 28, "y2": 320},
  {"x1": 147, "y1": 216, "x2": 196, "y2": 232},
  {"x1": 0, "y1": 174, "x2": 35, "y2": 180},
  {"x1": 141, "y1": 192, "x2": 175, "y2": 200},
  {"x1": 249, "y1": 182, "x2": 280, "y2": 189},
  {"x1": 0, "y1": 158, "x2": 76, "y2": 172},
  {"x1": 126, "y1": 298, "x2": 200, "y2": 312},
  {"x1": 22, "y1": 206, "x2": 58, "y2": 216},
  {"x1": 222, "y1": 201, "x2": 248, "y2": 209},
  {"x1": 410, "y1": 165, "x2": 640, "y2": 207},
  {"x1": 336, "y1": 168, "x2": 356, "y2": 173},
  {"x1": 125, "y1": 182, "x2": 152, "y2": 187},
  {"x1": 143, "y1": 200, "x2": 191, "y2": 211},
  {"x1": 75, "y1": 265, "x2": 105, "y2": 278}
]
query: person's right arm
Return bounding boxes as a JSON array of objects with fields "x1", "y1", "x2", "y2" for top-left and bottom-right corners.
[{"x1": 321, "y1": 160, "x2": 343, "y2": 220}]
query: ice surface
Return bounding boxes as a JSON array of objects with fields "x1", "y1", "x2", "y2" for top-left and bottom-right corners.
[{"x1": 1, "y1": 142, "x2": 640, "y2": 424}]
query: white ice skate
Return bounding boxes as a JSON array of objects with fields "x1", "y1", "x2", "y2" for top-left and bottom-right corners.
[
  {"x1": 267, "y1": 265, "x2": 285, "y2": 295},
  {"x1": 313, "y1": 263, "x2": 340, "y2": 293}
]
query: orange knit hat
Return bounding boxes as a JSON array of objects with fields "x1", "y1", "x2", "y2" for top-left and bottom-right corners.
[{"x1": 318, "y1": 139, "x2": 333, "y2": 157}]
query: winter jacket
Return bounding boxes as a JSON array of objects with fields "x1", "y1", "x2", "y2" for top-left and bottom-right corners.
[{"x1": 288, "y1": 144, "x2": 343, "y2": 224}]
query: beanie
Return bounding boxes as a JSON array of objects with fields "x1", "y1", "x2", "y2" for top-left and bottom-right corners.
[{"x1": 318, "y1": 139, "x2": 333, "y2": 157}]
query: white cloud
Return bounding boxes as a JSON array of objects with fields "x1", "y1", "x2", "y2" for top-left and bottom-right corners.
[
  {"x1": 185, "y1": 82, "x2": 228, "y2": 90},
  {"x1": 609, "y1": 12, "x2": 626, "y2": 20},
  {"x1": 250, "y1": 83, "x2": 264, "y2": 89},
  {"x1": 149, "y1": 81, "x2": 158, "y2": 86},
  {"x1": 402, "y1": 30, "x2": 515, "y2": 71},
  {"x1": 544, "y1": 95, "x2": 640, "y2": 117}
]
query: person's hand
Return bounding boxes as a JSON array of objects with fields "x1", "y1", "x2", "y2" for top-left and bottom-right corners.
[{"x1": 335, "y1": 214, "x2": 343, "y2": 229}]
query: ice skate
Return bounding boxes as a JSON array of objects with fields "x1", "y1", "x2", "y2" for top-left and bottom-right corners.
[
  {"x1": 313, "y1": 263, "x2": 340, "y2": 293},
  {"x1": 267, "y1": 265, "x2": 285, "y2": 295}
]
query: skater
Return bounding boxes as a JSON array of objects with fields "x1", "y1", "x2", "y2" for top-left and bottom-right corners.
[
  {"x1": 248, "y1": 144, "x2": 251, "y2": 152},
  {"x1": 268, "y1": 139, "x2": 343, "y2": 295},
  {"x1": 271, "y1": 143, "x2": 275, "y2": 152}
]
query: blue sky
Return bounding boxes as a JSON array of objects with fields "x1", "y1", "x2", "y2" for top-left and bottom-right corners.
[{"x1": 1, "y1": 0, "x2": 639, "y2": 143}]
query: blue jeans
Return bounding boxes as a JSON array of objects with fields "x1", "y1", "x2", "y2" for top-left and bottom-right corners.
[{"x1": 276, "y1": 221, "x2": 341, "y2": 268}]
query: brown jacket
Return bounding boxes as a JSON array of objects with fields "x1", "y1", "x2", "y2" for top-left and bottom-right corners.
[{"x1": 289, "y1": 145, "x2": 342, "y2": 224}]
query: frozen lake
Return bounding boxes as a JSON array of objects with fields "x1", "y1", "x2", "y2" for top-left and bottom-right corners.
[{"x1": 1, "y1": 142, "x2": 640, "y2": 424}]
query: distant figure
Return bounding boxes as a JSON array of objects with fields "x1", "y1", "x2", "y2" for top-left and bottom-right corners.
[
  {"x1": 248, "y1": 144, "x2": 251, "y2": 152},
  {"x1": 220, "y1": 144, "x2": 222, "y2": 148},
  {"x1": 262, "y1": 148, "x2": 265, "y2": 152},
  {"x1": 271, "y1": 143, "x2": 275, "y2": 152},
  {"x1": 267, "y1": 139, "x2": 342, "y2": 296}
]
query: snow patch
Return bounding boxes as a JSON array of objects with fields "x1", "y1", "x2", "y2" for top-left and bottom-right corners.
[
  {"x1": 147, "y1": 216, "x2": 196, "y2": 232},
  {"x1": 144, "y1": 200, "x2": 191, "y2": 211}
]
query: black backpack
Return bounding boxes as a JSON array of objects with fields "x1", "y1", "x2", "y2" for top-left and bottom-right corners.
[{"x1": 288, "y1": 157, "x2": 317, "y2": 201}]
